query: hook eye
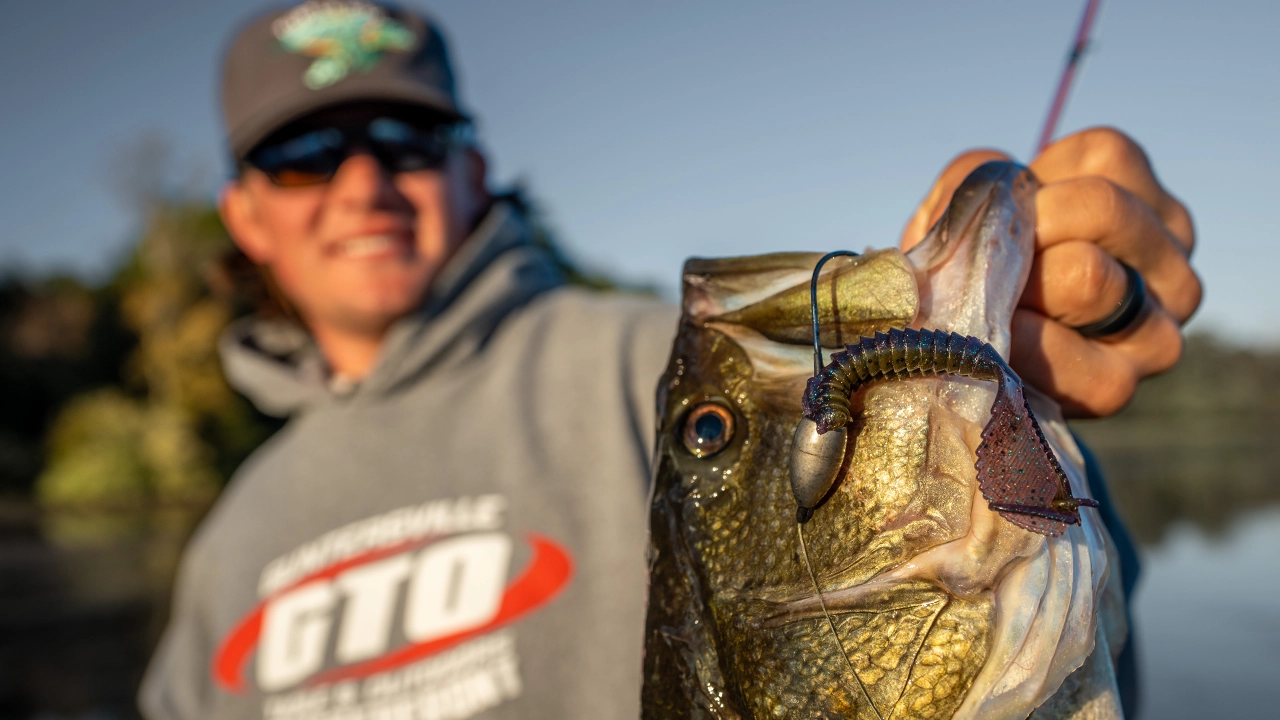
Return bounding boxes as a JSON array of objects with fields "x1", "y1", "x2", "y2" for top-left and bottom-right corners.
[{"x1": 681, "y1": 403, "x2": 736, "y2": 458}]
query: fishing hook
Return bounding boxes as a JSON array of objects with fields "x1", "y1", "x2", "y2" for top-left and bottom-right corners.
[{"x1": 809, "y1": 250, "x2": 861, "y2": 377}]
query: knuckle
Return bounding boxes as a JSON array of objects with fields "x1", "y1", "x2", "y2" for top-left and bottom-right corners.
[
  {"x1": 1152, "y1": 262, "x2": 1204, "y2": 324},
  {"x1": 1072, "y1": 247, "x2": 1119, "y2": 309},
  {"x1": 1164, "y1": 197, "x2": 1197, "y2": 250},
  {"x1": 1087, "y1": 363, "x2": 1139, "y2": 417},
  {"x1": 1071, "y1": 176, "x2": 1128, "y2": 230},
  {"x1": 1144, "y1": 312, "x2": 1185, "y2": 374},
  {"x1": 1173, "y1": 269, "x2": 1204, "y2": 323},
  {"x1": 1080, "y1": 126, "x2": 1150, "y2": 173},
  {"x1": 1095, "y1": 175, "x2": 1126, "y2": 211}
]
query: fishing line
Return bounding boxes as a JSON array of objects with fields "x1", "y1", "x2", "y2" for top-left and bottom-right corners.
[
  {"x1": 1035, "y1": 0, "x2": 1103, "y2": 155},
  {"x1": 796, "y1": 521, "x2": 884, "y2": 720},
  {"x1": 795, "y1": 251, "x2": 883, "y2": 718}
]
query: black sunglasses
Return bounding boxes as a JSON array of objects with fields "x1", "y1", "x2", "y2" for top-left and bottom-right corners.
[{"x1": 244, "y1": 117, "x2": 474, "y2": 187}]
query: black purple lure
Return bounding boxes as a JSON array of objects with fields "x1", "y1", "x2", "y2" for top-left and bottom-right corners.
[{"x1": 802, "y1": 327, "x2": 1098, "y2": 537}]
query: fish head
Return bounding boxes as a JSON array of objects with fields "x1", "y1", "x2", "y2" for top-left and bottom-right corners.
[{"x1": 644, "y1": 162, "x2": 1114, "y2": 720}]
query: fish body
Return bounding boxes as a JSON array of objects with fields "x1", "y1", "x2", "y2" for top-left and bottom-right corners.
[{"x1": 642, "y1": 162, "x2": 1123, "y2": 719}]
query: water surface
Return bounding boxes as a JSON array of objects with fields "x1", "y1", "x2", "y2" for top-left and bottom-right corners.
[{"x1": 1134, "y1": 508, "x2": 1280, "y2": 719}]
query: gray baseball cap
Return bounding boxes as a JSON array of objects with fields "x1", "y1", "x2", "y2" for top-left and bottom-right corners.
[{"x1": 221, "y1": 0, "x2": 467, "y2": 159}]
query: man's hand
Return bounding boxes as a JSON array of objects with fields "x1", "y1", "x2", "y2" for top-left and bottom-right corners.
[{"x1": 900, "y1": 128, "x2": 1202, "y2": 418}]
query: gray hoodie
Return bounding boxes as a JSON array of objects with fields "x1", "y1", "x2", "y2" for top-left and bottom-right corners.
[{"x1": 139, "y1": 201, "x2": 679, "y2": 720}]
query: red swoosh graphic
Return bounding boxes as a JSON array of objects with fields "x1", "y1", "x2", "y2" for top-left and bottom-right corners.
[
  {"x1": 212, "y1": 533, "x2": 572, "y2": 693},
  {"x1": 212, "y1": 605, "x2": 262, "y2": 694},
  {"x1": 213, "y1": 534, "x2": 441, "y2": 693}
]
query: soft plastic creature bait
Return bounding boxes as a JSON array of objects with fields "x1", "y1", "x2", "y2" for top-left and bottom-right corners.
[{"x1": 791, "y1": 326, "x2": 1098, "y2": 536}]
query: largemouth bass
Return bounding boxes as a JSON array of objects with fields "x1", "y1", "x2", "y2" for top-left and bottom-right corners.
[{"x1": 643, "y1": 162, "x2": 1126, "y2": 720}]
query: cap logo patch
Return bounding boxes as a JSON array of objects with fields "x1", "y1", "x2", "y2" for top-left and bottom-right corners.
[{"x1": 272, "y1": 1, "x2": 416, "y2": 90}]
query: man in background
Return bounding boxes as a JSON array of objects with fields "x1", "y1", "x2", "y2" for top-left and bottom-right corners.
[{"x1": 141, "y1": 2, "x2": 1200, "y2": 718}]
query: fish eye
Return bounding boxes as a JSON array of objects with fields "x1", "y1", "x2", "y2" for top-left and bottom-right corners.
[{"x1": 682, "y1": 403, "x2": 735, "y2": 458}]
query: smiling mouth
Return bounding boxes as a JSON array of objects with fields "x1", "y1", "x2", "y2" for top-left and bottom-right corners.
[{"x1": 329, "y1": 233, "x2": 414, "y2": 260}]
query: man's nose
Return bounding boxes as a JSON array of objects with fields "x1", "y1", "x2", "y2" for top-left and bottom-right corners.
[{"x1": 327, "y1": 150, "x2": 405, "y2": 210}]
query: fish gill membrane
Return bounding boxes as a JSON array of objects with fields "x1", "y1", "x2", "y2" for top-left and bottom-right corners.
[{"x1": 642, "y1": 162, "x2": 1126, "y2": 720}]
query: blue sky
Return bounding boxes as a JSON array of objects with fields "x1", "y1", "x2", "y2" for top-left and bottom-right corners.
[{"x1": 1, "y1": 0, "x2": 1275, "y2": 341}]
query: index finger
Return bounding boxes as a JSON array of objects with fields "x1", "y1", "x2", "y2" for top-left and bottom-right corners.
[{"x1": 1030, "y1": 127, "x2": 1195, "y2": 252}]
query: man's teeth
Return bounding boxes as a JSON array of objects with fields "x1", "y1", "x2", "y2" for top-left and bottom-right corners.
[{"x1": 338, "y1": 234, "x2": 406, "y2": 258}]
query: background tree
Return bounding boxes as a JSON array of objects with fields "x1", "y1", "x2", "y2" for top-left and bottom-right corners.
[{"x1": 35, "y1": 138, "x2": 276, "y2": 509}]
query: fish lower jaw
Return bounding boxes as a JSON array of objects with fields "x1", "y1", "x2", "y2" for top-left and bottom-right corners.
[
  {"x1": 755, "y1": 540, "x2": 1020, "y2": 630},
  {"x1": 756, "y1": 576, "x2": 953, "y2": 629}
]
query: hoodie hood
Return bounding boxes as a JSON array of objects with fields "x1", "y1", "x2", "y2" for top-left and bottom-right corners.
[{"x1": 219, "y1": 200, "x2": 565, "y2": 416}]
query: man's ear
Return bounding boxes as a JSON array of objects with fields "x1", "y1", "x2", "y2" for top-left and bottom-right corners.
[
  {"x1": 220, "y1": 180, "x2": 275, "y2": 263},
  {"x1": 464, "y1": 147, "x2": 490, "y2": 209}
]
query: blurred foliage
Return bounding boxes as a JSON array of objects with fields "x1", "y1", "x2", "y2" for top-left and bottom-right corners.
[
  {"x1": 24, "y1": 201, "x2": 278, "y2": 509},
  {"x1": 1073, "y1": 333, "x2": 1280, "y2": 545},
  {"x1": 0, "y1": 276, "x2": 135, "y2": 496}
]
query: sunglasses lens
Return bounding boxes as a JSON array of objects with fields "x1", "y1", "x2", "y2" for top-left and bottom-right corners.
[
  {"x1": 369, "y1": 118, "x2": 450, "y2": 172},
  {"x1": 249, "y1": 128, "x2": 346, "y2": 186},
  {"x1": 247, "y1": 119, "x2": 466, "y2": 186}
]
